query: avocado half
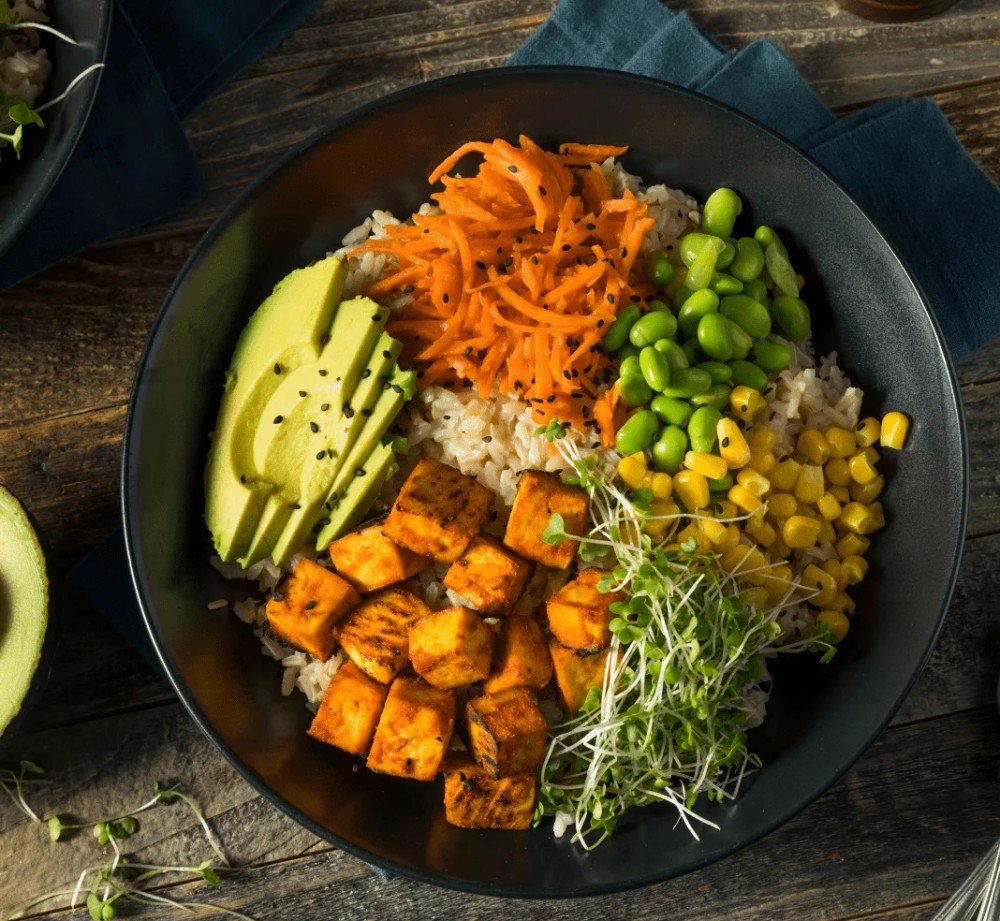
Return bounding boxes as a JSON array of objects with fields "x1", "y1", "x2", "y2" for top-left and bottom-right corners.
[{"x1": 0, "y1": 485, "x2": 49, "y2": 738}]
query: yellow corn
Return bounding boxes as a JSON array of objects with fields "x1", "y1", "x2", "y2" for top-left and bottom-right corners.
[
  {"x1": 794, "y1": 464, "x2": 825, "y2": 504},
  {"x1": 674, "y1": 469, "x2": 710, "y2": 510},
  {"x1": 713, "y1": 499, "x2": 739, "y2": 520},
  {"x1": 880, "y1": 411, "x2": 910, "y2": 450},
  {"x1": 645, "y1": 498, "x2": 680, "y2": 537},
  {"x1": 746, "y1": 515, "x2": 777, "y2": 548},
  {"x1": 700, "y1": 518, "x2": 728, "y2": 545},
  {"x1": 762, "y1": 565, "x2": 794, "y2": 602},
  {"x1": 829, "y1": 484, "x2": 851, "y2": 504},
  {"x1": 720, "y1": 544, "x2": 767, "y2": 580},
  {"x1": 747, "y1": 427, "x2": 777, "y2": 454},
  {"x1": 677, "y1": 522, "x2": 709, "y2": 552},
  {"x1": 856, "y1": 416, "x2": 881, "y2": 447},
  {"x1": 836, "y1": 532, "x2": 869, "y2": 558},
  {"x1": 717, "y1": 419, "x2": 752, "y2": 469},
  {"x1": 822, "y1": 558, "x2": 846, "y2": 590},
  {"x1": 841, "y1": 555, "x2": 867, "y2": 585},
  {"x1": 767, "y1": 492, "x2": 798, "y2": 519},
  {"x1": 769, "y1": 536, "x2": 791, "y2": 560},
  {"x1": 618, "y1": 452, "x2": 648, "y2": 489},
  {"x1": 797, "y1": 429, "x2": 831, "y2": 465},
  {"x1": 750, "y1": 450, "x2": 777, "y2": 475},
  {"x1": 848, "y1": 451, "x2": 879, "y2": 485},
  {"x1": 742, "y1": 586, "x2": 769, "y2": 609},
  {"x1": 839, "y1": 501, "x2": 875, "y2": 535},
  {"x1": 825, "y1": 426, "x2": 857, "y2": 459},
  {"x1": 782, "y1": 515, "x2": 822, "y2": 549},
  {"x1": 868, "y1": 501, "x2": 885, "y2": 531},
  {"x1": 769, "y1": 458, "x2": 803, "y2": 491},
  {"x1": 803, "y1": 563, "x2": 838, "y2": 607},
  {"x1": 850, "y1": 474, "x2": 884, "y2": 504},
  {"x1": 817, "y1": 610, "x2": 850, "y2": 642},
  {"x1": 684, "y1": 451, "x2": 728, "y2": 480},
  {"x1": 650, "y1": 472, "x2": 673, "y2": 499},
  {"x1": 817, "y1": 519, "x2": 837, "y2": 544},
  {"x1": 825, "y1": 457, "x2": 851, "y2": 487},
  {"x1": 728, "y1": 483, "x2": 763, "y2": 515},
  {"x1": 716, "y1": 524, "x2": 742, "y2": 551},
  {"x1": 736, "y1": 467, "x2": 771, "y2": 498},
  {"x1": 730, "y1": 386, "x2": 767, "y2": 423},
  {"x1": 831, "y1": 590, "x2": 856, "y2": 615},
  {"x1": 817, "y1": 492, "x2": 841, "y2": 522}
]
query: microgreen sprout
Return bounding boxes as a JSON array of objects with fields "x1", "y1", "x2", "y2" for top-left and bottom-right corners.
[
  {"x1": 533, "y1": 418, "x2": 569, "y2": 442},
  {"x1": 0, "y1": 760, "x2": 48, "y2": 822}
]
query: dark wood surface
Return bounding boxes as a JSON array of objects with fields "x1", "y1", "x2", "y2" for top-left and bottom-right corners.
[{"x1": 2, "y1": 1, "x2": 1000, "y2": 917}]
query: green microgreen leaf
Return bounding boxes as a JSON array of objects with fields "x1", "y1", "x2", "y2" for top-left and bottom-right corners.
[{"x1": 541, "y1": 512, "x2": 567, "y2": 545}]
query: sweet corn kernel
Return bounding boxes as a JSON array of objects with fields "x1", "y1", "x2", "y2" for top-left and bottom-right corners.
[
  {"x1": 674, "y1": 469, "x2": 710, "y2": 510},
  {"x1": 848, "y1": 451, "x2": 879, "y2": 485},
  {"x1": 850, "y1": 474, "x2": 884, "y2": 504},
  {"x1": 841, "y1": 555, "x2": 868, "y2": 585},
  {"x1": 677, "y1": 522, "x2": 709, "y2": 552},
  {"x1": 769, "y1": 458, "x2": 803, "y2": 491},
  {"x1": 825, "y1": 457, "x2": 851, "y2": 487},
  {"x1": 794, "y1": 464, "x2": 825, "y2": 504},
  {"x1": 856, "y1": 416, "x2": 881, "y2": 447},
  {"x1": 839, "y1": 501, "x2": 875, "y2": 535},
  {"x1": 829, "y1": 484, "x2": 851, "y2": 504},
  {"x1": 700, "y1": 518, "x2": 728, "y2": 545},
  {"x1": 730, "y1": 386, "x2": 767, "y2": 423},
  {"x1": 640, "y1": 471, "x2": 656, "y2": 490},
  {"x1": 769, "y1": 537, "x2": 791, "y2": 560},
  {"x1": 817, "y1": 492, "x2": 841, "y2": 522},
  {"x1": 747, "y1": 427, "x2": 777, "y2": 454},
  {"x1": 684, "y1": 451, "x2": 728, "y2": 480},
  {"x1": 750, "y1": 450, "x2": 777, "y2": 475},
  {"x1": 645, "y1": 498, "x2": 680, "y2": 537},
  {"x1": 746, "y1": 516, "x2": 777, "y2": 548},
  {"x1": 832, "y1": 590, "x2": 856, "y2": 615},
  {"x1": 783, "y1": 515, "x2": 822, "y2": 549},
  {"x1": 817, "y1": 519, "x2": 837, "y2": 544},
  {"x1": 822, "y1": 558, "x2": 846, "y2": 590},
  {"x1": 736, "y1": 468, "x2": 771, "y2": 498},
  {"x1": 868, "y1": 501, "x2": 885, "y2": 531},
  {"x1": 728, "y1": 483, "x2": 763, "y2": 514},
  {"x1": 825, "y1": 426, "x2": 857, "y2": 459},
  {"x1": 836, "y1": 532, "x2": 869, "y2": 558},
  {"x1": 742, "y1": 586, "x2": 769, "y2": 609},
  {"x1": 797, "y1": 429, "x2": 831, "y2": 465},
  {"x1": 803, "y1": 563, "x2": 838, "y2": 607},
  {"x1": 713, "y1": 499, "x2": 739, "y2": 520},
  {"x1": 880, "y1": 411, "x2": 910, "y2": 450},
  {"x1": 618, "y1": 453, "x2": 647, "y2": 489},
  {"x1": 644, "y1": 516, "x2": 670, "y2": 538},
  {"x1": 818, "y1": 610, "x2": 850, "y2": 642},
  {"x1": 650, "y1": 472, "x2": 673, "y2": 499},
  {"x1": 716, "y1": 524, "x2": 742, "y2": 551},
  {"x1": 721, "y1": 544, "x2": 767, "y2": 580},
  {"x1": 767, "y1": 492, "x2": 798, "y2": 519},
  {"x1": 860, "y1": 445, "x2": 879, "y2": 464},
  {"x1": 717, "y1": 419, "x2": 752, "y2": 469}
]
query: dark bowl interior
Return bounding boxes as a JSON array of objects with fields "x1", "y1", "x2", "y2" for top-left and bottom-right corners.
[
  {"x1": 123, "y1": 68, "x2": 967, "y2": 897},
  {"x1": 0, "y1": 0, "x2": 111, "y2": 253}
]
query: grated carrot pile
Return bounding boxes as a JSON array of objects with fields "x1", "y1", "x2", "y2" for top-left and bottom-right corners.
[{"x1": 357, "y1": 136, "x2": 656, "y2": 445}]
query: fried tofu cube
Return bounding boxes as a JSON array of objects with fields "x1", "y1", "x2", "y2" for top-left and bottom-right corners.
[
  {"x1": 409, "y1": 606, "x2": 494, "y2": 689},
  {"x1": 549, "y1": 642, "x2": 610, "y2": 714},
  {"x1": 484, "y1": 616, "x2": 553, "y2": 694},
  {"x1": 366, "y1": 676, "x2": 455, "y2": 780},
  {"x1": 308, "y1": 661, "x2": 389, "y2": 755},
  {"x1": 442, "y1": 755, "x2": 535, "y2": 830},
  {"x1": 546, "y1": 568, "x2": 621, "y2": 652},
  {"x1": 442, "y1": 535, "x2": 534, "y2": 615},
  {"x1": 383, "y1": 458, "x2": 494, "y2": 563},
  {"x1": 467, "y1": 687, "x2": 548, "y2": 778},
  {"x1": 328, "y1": 515, "x2": 431, "y2": 593},
  {"x1": 336, "y1": 587, "x2": 430, "y2": 684},
  {"x1": 265, "y1": 558, "x2": 359, "y2": 660},
  {"x1": 503, "y1": 470, "x2": 589, "y2": 568}
]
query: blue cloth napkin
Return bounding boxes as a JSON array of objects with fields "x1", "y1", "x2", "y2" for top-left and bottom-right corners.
[{"x1": 0, "y1": 0, "x2": 319, "y2": 291}]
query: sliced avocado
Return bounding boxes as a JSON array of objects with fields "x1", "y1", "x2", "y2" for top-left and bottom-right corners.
[
  {"x1": 238, "y1": 297, "x2": 388, "y2": 567},
  {"x1": 0, "y1": 486, "x2": 48, "y2": 737},
  {"x1": 205, "y1": 256, "x2": 347, "y2": 561},
  {"x1": 316, "y1": 442, "x2": 397, "y2": 547}
]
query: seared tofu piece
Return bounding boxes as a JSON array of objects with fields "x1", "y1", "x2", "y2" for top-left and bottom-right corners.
[
  {"x1": 546, "y1": 568, "x2": 622, "y2": 652},
  {"x1": 366, "y1": 675, "x2": 455, "y2": 780},
  {"x1": 443, "y1": 535, "x2": 534, "y2": 615},
  {"x1": 336, "y1": 587, "x2": 430, "y2": 684},
  {"x1": 484, "y1": 616, "x2": 553, "y2": 694},
  {"x1": 409, "y1": 606, "x2": 494, "y2": 690},
  {"x1": 467, "y1": 687, "x2": 548, "y2": 778},
  {"x1": 328, "y1": 515, "x2": 431, "y2": 594},
  {"x1": 308, "y1": 661, "x2": 389, "y2": 755},
  {"x1": 442, "y1": 755, "x2": 535, "y2": 830},
  {"x1": 503, "y1": 470, "x2": 589, "y2": 568},
  {"x1": 383, "y1": 457, "x2": 494, "y2": 563},
  {"x1": 265, "y1": 558, "x2": 359, "y2": 660},
  {"x1": 549, "y1": 642, "x2": 609, "y2": 714}
]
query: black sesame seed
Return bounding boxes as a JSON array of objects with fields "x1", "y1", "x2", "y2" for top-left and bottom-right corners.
[
  {"x1": 442, "y1": 293, "x2": 450, "y2": 304},
  {"x1": 742, "y1": 405, "x2": 749, "y2": 413},
  {"x1": 372, "y1": 313, "x2": 382, "y2": 322},
  {"x1": 344, "y1": 405, "x2": 355, "y2": 419},
  {"x1": 621, "y1": 248, "x2": 628, "y2": 258},
  {"x1": 563, "y1": 370, "x2": 572, "y2": 380},
  {"x1": 722, "y1": 437, "x2": 730, "y2": 448},
  {"x1": 476, "y1": 260, "x2": 487, "y2": 270},
  {"x1": 403, "y1": 285, "x2": 415, "y2": 294},
  {"x1": 546, "y1": 394, "x2": 556, "y2": 403},
  {"x1": 318, "y1": 518, "x2": 330, "y2": 528},
  {"x1": 288, "y1": 503, "x2": 301, "y2": 510},
  {"x1": 319, "y1": 369, "x2": 328, "y2": 377},
  {"x1": 305, "y1": 600, "x2": 316, "y2": 610},
  {"x1": 392, "y1": 384, "x2": 403, "y2": 394},
  {"x1": 539, "y1": 186, "x2": 547, "y2": 196},
  {"x1": 298, "y1": 390, "x2": 307, "y2": 398},
  {"x1": 361, "y1": 408, "x2": 372, "y2": 417},
  {"x1": 607, "y1": 294, "x2": 615, "y2": 304},
  {"x1": 489, "y1": 510, "x2": 498, "y2": 522},
  {"x1": 630, "y1": 294, "x2": 641, "y2": 303},
  {"x1": 355, "y1": 467, "x2": 367, "y2": 477},
  {"x1": 239, "y1": 474, "x2": 247, "y2": 484},
  {"x1": 508, "y1": 165, "x2": 517, "y2": 173},
  {"x1": 483, "y1": 435, "x2": 493, "y2": 443},
  {"x1": 561, "y1": 244, "x2": 571, "y2": 251},
  {"x1": 382, "y1": 349, "x2": 392, "y2": 360},
  {"x1": 330, "y1": 492, "x2": 339, "y2": 502},
  {"x1": 596, "y1": 319, "x2": 605, "y2": 328},
  {"x1": 316, "y1": 450, "x2": 325, "y2": 460},
  {"x1": 274, "y1": 363, "x2": 282, "y2": 375},
  {"x1": 463, "y1": 346, "x2": 473, "y2": 357},
  {"x1": 310, "y1": 421, "x2": 319, "y2": 433},
  {"x1": 497, "y1": 246, "x2": 503, "y2": 255},
  {"x1": 273, "y1": 415, "x2": 283, "y2": 424},
  {"x1": 272, "y1": 592, "x2": 284, "y2": 602},
  {"x1": 321, "y1": 403, "x2": 330, "y2": 411},
  {"x1": 530, "y1": 256, "x2": 539, "y2": 265},
  {"x1": 443, "y1": 415, "x2": 451, "y2": 420},
  {"x1": 587, "y1": 223, "x2": 596, "y2": 231}
]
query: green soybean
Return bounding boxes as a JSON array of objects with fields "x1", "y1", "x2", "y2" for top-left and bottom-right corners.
[
  {"x1": 648, "y1": 298, "x2": 671, "y2": 313},
  {"x1": 678, "y1": 288, "x2": 720, "y2": 336},
  {"x1": 690, "y1": 382, "x2": 732, "y2": 411},
  {"x1": 680, "y1": 232, "x2": 720, "y2": 267},
  {"x1": 729, "y1": 236, "x2": 765, "y2": 282},
  {"x1": 710, "y1": 273, "x2": 743, "y2": 295},
  {"x1": 708, "y1": 473, "x2": 734, "y2": 492},
  {"x1": 743, "y1": 277, "x2": 768, "y2": 305},
  {"x1": 685, "y1": 241, "x2": 719, "y2": 290},
  {"x1": 663, "y1": 367, "x2": 712, "y2": 398},
  {"x1": 653, "y1": 337, "x2": 689, "y2": 372},
  {"x1": 752, "y1": 339, "x2": 794, "y2": 372},
  {"x1": 702, "y1": 188, "x2": 743, "y2": 238},
  {"x1": 601, "y1": 303, "x2": 641, "y2": 351},
  {"x1": 644, "y1": 249, "x2": 675, "y2": 286},
  {"x1": 651, "y1": 394, "x2": 693, "y2": 427},
  {"x1": 619, "y1": 374, "x2": 654, "y2": 407},
  {"x1": 639, "y1": 346, "x2": 671, "y2": 392},
  {"x1": 682, "y1": 337, "x2": 701, "y2": 365},
  {"x1": 720, "y1": 294, "x2": 772, "y2": 338},
  {"x1": 619, "y1": 355, "x2": 641, "y2": 378},
  {"x1": 652, "y1": 425, "x2": 689, "y2": 474},
  {"x1": 726, "y1": 318, "x2": 753, "y2": 360},
  {"x1": 630, "y1": 310, "x2": 678, "y2": 346},
  {"x1": 771, "y1": 296, "x2": 812, "y2": 340},
  {"x1": 764, "y1": 243, "x2": 799, "y2": 297},
  {"x1": 716, "y1": 239, "x2": 736, "y2": 270},
  {"x1": 728, "y1": 359, "x2": 770, "y2": 391},
  {"x1": 754, "y1": 225, "x2": 787, "y2": 257},
  {"x1": 688, "y1": 405, "x2": 723, "y2": 453},
  {"x1": 697, "y1": 360, "x2": 733, "y2": 383},
  {"x1": 616, "y1": 410, "x2": 660, "y2": 456},
  {"x1": 697, "y1": 313, "x2": 734, "y2": 361},
  {"x1": 617, "y1": 342, "x2": 641, "y2": 363},
  {"x1": 673, "y1": 285, "x2": 694, "y2": 310}
]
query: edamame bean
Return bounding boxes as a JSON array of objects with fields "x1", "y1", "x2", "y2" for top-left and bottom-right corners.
[
  {"x1": 678, "y1": 288, "x2": 720, "y2": 336},
  {"x1": 720, "y1": 294, "x2": 772, "y2": 338},
  {"x1": 619, "y1": 355, "x2": 642, "y2": 379},
  {"x1": 764, "y1": 243, "x2": 799, "y2": 297},
  {"x1": 754, "y1": 225, "x2": 787, "y2": 257},
  {"x1": 639, "y1": 346, "x2": 671, "y2": 392},
  {"x1": 680, "y1": 232, "x2": 721, "y2": 267},
  {"x1": 729, "y1": 237, "x2": 765, "y2": 282},
  {"x1": 682, "y1": 338, "x2": 701, "y2": 365},
  {"x1": 618, "y1": 342, "x2": 641, "y2": 363},
  {"x1": 653, "y1": 338, "x2": 689, "y2": 372},
  {"x1": 644, "y1": 249, "x2": 676, "y2": 286},
  {"x1": 673, "y1": 285, "x2": 694, "y2": 310},
  {"x1": 688, "y1": 406, "x2": 723, "y2": 453},
  {"x1": 663, "y1": 367, "x2": 711, "y2": 399},
  {"x1": 702, "y1": 188, "x2": 743, "y2": 238},
  {"x1": 648, "y1": 298, "x2": 672, "y2": 313},
  {"x1": 619, "y1": 374, "x2": 653, "y2": 407},
  {"x1": 771, "y1": 296, "x2": 812, "y2": 340},
  {"x1": 708, "y1": 473, "x2": 734, "y2": 492},
  {"x1": 752, "y1": 340, "x2": 794, "y2": 372},
  {"x1": 697, "y1": 360, "x2": 733, "y2": 383},
  {"x1": 743, "y1": 277, "x2": 768, "y2": 305},
  {"x1": 697, "y1": 313, "x2": 734, "y2": 362},
  {"x1": 630, "y1": 310, "x2": 678, "y2": 347},
  {"x1": 615, "y1": 410, "x2": 660, "y2": 455},
  {"x1": 652, "y1": 425, "x2": 688, "y2": 474},
  {"x1": 651, "y1": 395, "x2": 693, "y2": 427},
  {"x1": 710, "y1": 273, "x2": 743, "y2": 295},
  {"x1": 716, "y1": 239, "x2": 736, "y2": 270},
  {"x1": 728, "y1": 359, "x2": 770, "y2": 391},
  {"x1": 601, "y1": 303, "x2": 641, "y2": 351},
  {"x1": 685, "y1": 240, "x2": 719, "y2": 290},
  {"x1": 690, "y1": 382, "x2": 732, "y2": 411},
  {"x1": 726, "y1": 318, "x2": 753, "y2": 359}
]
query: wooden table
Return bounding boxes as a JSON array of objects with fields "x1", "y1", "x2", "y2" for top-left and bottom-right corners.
[{"x1": 2, "y1": 1, "x2": 1000, "y2": 917}]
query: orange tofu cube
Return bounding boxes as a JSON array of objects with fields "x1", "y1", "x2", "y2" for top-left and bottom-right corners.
[
  {"x1": 328, "y1": 515, "x2": 431, "y2": 594},
  {"x1": 546, "y1": 568, "x2": 622, "y2": 652},
  {"x1": 443, "y1": 535, "x2": 534, "y2": 615},
  {"x1": 503, "y1": 470, "x2": 589, "y2": 568},
  {"x1": 484, "y1": 616, "x2": 553, "y2": 694},
  {"x1": 366, "y1": 676, "x2": 455, "y2": 780},
  {"x1": 308, "y1": 661, "x2": 389, "y2": 756},
  {"x1": 467, "y1": 687, "x2": 548, "y2": 778},
  {"x1": 442, "y1": 755, "x2": 535, "y2": 830},
  {"x1": 549, "y1": 642, "x2": 610, "y2": 714},
  {"x1": 384, "y1": 457, "x2": 494, "y2": 563},
  {"x1": 408, "y1": 606, "x2": 494, "y2": 689},
  {"x1": 265, "y1": 558, "x2": 359, "y2": 660},
  {"x1": 336, "y1": 587, "x2": 430, "y2": 684}
]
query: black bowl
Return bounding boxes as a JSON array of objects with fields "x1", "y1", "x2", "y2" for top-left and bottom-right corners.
[
  {"x1": 0, "y1": 0, "x2": 111, "y2": 255},
  {"x1": 123, "y1": 67, "x2": 968, "y2": 897}
]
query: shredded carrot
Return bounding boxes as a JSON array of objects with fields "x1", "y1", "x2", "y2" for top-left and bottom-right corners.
[{"x1": 357, "y1": 136, "x2": 654, "y2": 441}]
